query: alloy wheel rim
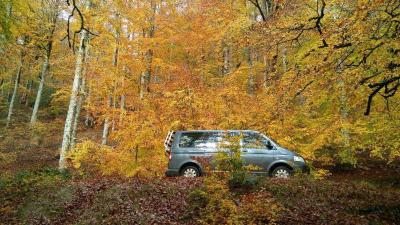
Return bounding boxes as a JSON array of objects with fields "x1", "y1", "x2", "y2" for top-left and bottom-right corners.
[
  {"x1": 183, "y1": 168, "x2": 197, "y2": 177},
  {"x1": 274, "y1": 169, "x2": 290, "y2": 178}
]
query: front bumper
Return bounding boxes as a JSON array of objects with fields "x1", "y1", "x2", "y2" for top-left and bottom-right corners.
[
  {"x1": 165, "y1": 169, "x2": 180, "y2": 177},
  {"x1": 293, "y1": 162, "x2": 310, "y2": 173}
]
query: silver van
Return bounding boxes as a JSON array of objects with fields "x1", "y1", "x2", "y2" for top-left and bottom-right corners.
[{"x1": 164, "y1": 130, "x2": 308, "y2": 178}]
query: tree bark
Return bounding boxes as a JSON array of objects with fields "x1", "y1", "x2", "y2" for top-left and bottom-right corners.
[
  {"x1": 139, "y1": 0, "x2": 156, "y2": 99},
  {"x1": 7, "y1": 77, "x2": 12, "y2": 102},
  {"x1": 84, "y1": 86, "x2": 92, "y2": 127},
  {"x1": 30, "y1": 0, "x2": 58, "y2": 125},
  {"x1": 30, "y1": 56, "x2": 49, "y2": 124},
  {"x1": 282, "y1": 47, "x2": 287, "y2": 73},
  {"x1": 102, "y1": 95, "x2": 112, "y2": 145},
  {"x1": 71, "y1": 77, "x2": 85, "y2": 149},
  {"x1": 71, "y1": 36, "x2": 90, "y2": 149},
  {"x1": 0, "y1": 79, "x2": 4, "y2": 97},
  {"x1": 6, "y1": 50, "x2": 24, "y2": 127},
  {"x1": 246, "y1": 47, "x2": 255, "y2": 95},
  {"x1": 25, "y1": 80, "x2": 32, "y2": 106},
  {"x1": 59, "y1": 1, "x2": 90, "y2": 170},
  {"x1": 222, "y1": 43, "x2": 231, "y2": 75},
  {"x1": 102, "y1": 34, "x2": 119, "y2": 143},
  {"x1": 119, "y1": 94, "x2": 125, "y2": 125},
  {"x1": 19, "y1": 80, "x2": 29, "y2": 104},
  {"x1": 263, "y1": 55, "x2": 269, "y2": 89}
]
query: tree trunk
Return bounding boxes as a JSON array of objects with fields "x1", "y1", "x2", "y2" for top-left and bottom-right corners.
[
  {"x1": 25, "y1": 80, "x2": 32, "y2": 106},
  {"x1": 0, "y1": 79, "x2": 4, "y2": 97},
  {"x1": 263, "y1": 55, "x2": 269, "y2": 89},
  {"x1": 84, "y1": 86, "x2": 92, "y2": 127},
  {"x1": 70, "y1": 36, "x2": 90, "y2": 149},
  {"x1": 246, "y1": 47, "x2": 255, "y2": 95},
  {"x1": 30, "y1": 2, "x2": 57, "y2": 124},
  {"x1": 222, "y1": 44, "x2": 230, "y2": 75},
  {"x1": 140, "y1": 49, "x2": 153, "y2": 99},
  {"x1": 111, "y1": 92, "x2": 116, "y2": 132},
  {"x1": 102, "y1": 37, "x2": 119, "y2": 142},
  {"x1": 102, "y1": 95, "x2": 112, "y2": 145},
  {"x1": 7, "y1": 77, "x2": 12, "y2": 102},
  {"x1": 71, "y1": 78, "x2": 85, "y2": 149},
  {"x1": 282, "y1": 47, "x2": 287, "y2": 73},
  {"x1": 140, "y1": 1, "x2": 156, "y2": 99},
  {"x1": 6, "y1": 51, "x2": 24, "y2": 127},
  {"x1": 59, "y1": 1, "x2": 90, "y2": 170},
  {"x1": 30, "y1": 56, "x2": 49, "y2": 124},
  {"x1": 19, "y1": 80, "x2": 29, "y2": 104},
  {"x1": 119, "y1": 94, "x2": 125, "y2": 125}
]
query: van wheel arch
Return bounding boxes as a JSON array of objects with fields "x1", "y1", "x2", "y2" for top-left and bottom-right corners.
[{"x1": 180, "y1": 162, "x2": 202, "y2": 176}]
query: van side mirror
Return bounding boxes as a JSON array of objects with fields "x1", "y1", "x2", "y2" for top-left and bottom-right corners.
[{"x1": 265, "y1": 141, "x2": 274, "y2": 150}]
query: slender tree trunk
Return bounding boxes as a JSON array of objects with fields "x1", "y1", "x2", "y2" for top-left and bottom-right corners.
[
  {"x1": 282, "y1": 47, "x2": 287, "y2": 73},
  {"x1": 7, "y1": 77, "x2": 12, "y2": 102},
  {"x1": 139, "y1": 72, "x2": 146, "y2": 99},
  {"x1": 140, "y1": 1, "x2": 156, "y2": 99},
  {"x1": 102, "y1": 36, "x2": 119, "y2": 143},
  {"x1": 71, "y1": 78, "x2": 85, "y2": 149},
  {"x1": 338, "y1": 77, "x2": 352, "y2": 163},
  {"x1": 102, "y1": 95, "x2": 112, "y2": 145},
  {"x1": 0, "y1": 79, "x2": 4, "y2": 97},
  {"x1": 111, "y1": 92, "x2": 116, "y2": 132},
  {"x1": 25, "y1": 80, "x2": 32, "y2": 106},
  {"x1": 336, "y1": 51, "x2": 353, "y2": 164},
  {"x1": 246, "y1": 47, "x2": 255, "y2": 95},
  {"x1": 222, "y1": 43, "x2": 230, "y2": 75},
  {"x1": 263, "y1": 55, "x2": 269, "y2": 89},
  {"x1": 119, "y1": 67, "x2": 126, "y2": 125},
  {"x1": 20, "y1": 80, "x2": 29, "y2": 104},
  {"x1": 140, "y1": 49, "x2": 153, "y2": 99},
  {"x1": 119, "y1": 94, "x2": 125, "y2": 125},
  {"x1": 59, "y1": 1, "x2": 90, "y2": 169},
  {"x1": 84, "y1": 87, "x2": 92, "y2": 127},
  {"x1": 30, "y1": 4, "x2": 57, "y2": 124},
  {"x1": 70, "y1": 37, "x2": 90, "y2": 149},
  {"x1": 6, "y1": 51, "x2": 24, "y2": 127},
  {"x1": 30, "y1": 56, "x2": 49, "y2": 124}
]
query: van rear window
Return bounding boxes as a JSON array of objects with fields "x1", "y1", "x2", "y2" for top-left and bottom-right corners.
[{"x1": 179, "y1": 132, "x2": 221, "y2": 148}]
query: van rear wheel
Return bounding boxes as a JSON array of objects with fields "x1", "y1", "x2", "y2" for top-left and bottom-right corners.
[
  {"x1": 272, "y1": 166, "x2": 292, "y2": 179},
  {"x1": 181, "y1": 166, "x2": 200, "y2": 178}
]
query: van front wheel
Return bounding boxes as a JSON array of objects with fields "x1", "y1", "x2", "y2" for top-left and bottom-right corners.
[
  {"x1": 181, "y1": 166, "x2": 200, "y2": 178},
  {"x1": 271, "y1": 166, "x2": 292, "y2": 179}
]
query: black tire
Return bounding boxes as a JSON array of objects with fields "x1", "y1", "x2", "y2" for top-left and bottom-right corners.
[
  {"x1": 180, "y1": 166, "x2": 200, "y2": 178},
  {"x1": 271, "y1": 166, "x2": 292, "y2": 178}
]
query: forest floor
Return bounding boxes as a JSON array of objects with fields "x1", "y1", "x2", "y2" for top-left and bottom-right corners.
[{"x1": 1, "y1": 105, "x2": 400, "y2": 224}]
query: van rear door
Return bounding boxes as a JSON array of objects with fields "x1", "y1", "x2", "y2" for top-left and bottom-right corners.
[{"x1": 177, "y1": 131, "x2": 215, "y2": 169}]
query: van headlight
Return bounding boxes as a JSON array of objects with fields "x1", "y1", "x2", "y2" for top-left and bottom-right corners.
[{"x1": 293, "y1": 156, "x2": 305, "y2": 163}]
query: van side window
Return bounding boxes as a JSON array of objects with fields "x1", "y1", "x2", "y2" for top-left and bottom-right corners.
[
  {"x1": 179, "y1": 132, "x2": 222, "y2": 148},
  {"x1": 242, "y1": 133, "x2": 267, "y2": 149}
]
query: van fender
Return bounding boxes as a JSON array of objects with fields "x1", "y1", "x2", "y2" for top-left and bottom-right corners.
[
  {"x1": 267, "y1": 160, "x2": 294, "y2": 174},
  {"x1": 178, "y1": 159, "x2": 205, "y2": 175}
]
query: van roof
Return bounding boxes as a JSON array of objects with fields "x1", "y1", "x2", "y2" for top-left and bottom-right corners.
[{"x1": 176, "y1": 130, "x2": 258, "y2": 133}]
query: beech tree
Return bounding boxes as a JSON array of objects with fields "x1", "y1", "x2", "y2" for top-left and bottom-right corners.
[
  {"x1": 59, "y1": 0, "x2": 91, "y2": 170},
  {"x1": 30, "y1": 0, "x2": 61, "y2": 125}
]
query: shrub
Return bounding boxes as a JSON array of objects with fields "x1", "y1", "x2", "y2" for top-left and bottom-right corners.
[
  {"x1": 188, "y1": 135, "x2": 281, "y2": 224},
  {"x1": 68, "y1": 140, "x2": 139, "y2": 177},
  {"x1": 189, "y1": 176, "x2": 283, "y2": 225},
  {"x1": 213, "y1": 135, "x2": 260, "y2": 190}
]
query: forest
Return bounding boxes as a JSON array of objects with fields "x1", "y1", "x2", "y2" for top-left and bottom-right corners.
[{"x1": 0, "y1": 0, "x2": 399, "y2": 224}]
